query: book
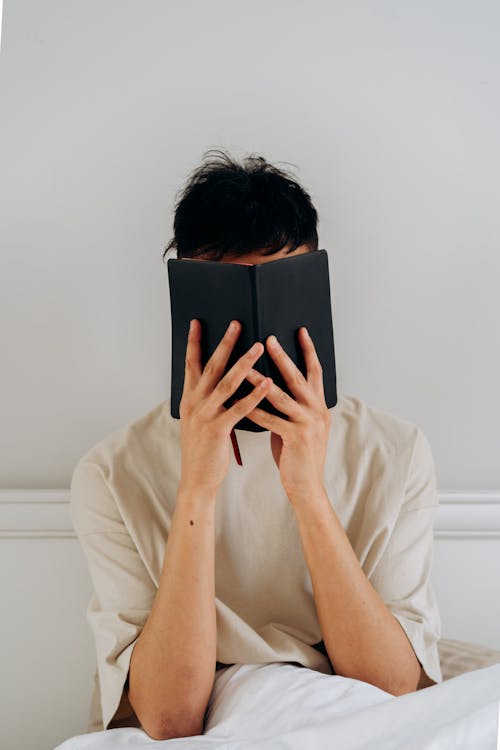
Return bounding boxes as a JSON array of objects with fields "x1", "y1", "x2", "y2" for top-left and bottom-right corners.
[{"x1": 167, "y1": 248, "x2": 337, "y2": 433}]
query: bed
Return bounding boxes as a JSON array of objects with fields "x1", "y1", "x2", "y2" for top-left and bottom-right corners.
[{"x1": 54, "y1": 636, "x2": 500, "y2": 750}]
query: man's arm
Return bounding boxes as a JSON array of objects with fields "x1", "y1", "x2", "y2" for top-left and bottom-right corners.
[
  {"x1": 127, "y1": 482, "x2": 218, "y2": 740},
  {"x1": 290, "y1": 486, "x2": 422, "y2": 696},
  {"x1": 417, "y1": 665, "x2": 436, "y2": 689}
]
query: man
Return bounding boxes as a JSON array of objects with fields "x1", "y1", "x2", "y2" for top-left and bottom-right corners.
[{"x1": 70, "y1": 148, "x2": 442, "y2": 741}]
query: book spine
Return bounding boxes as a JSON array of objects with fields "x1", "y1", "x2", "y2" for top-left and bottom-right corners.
[{"x1": 250, "y1": 264, "x2": 268, "y2": 377}]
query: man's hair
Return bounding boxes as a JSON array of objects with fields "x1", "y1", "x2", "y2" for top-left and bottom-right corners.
[{"x1": 162, "y1": 148, "x2": 319, "y2": 262}]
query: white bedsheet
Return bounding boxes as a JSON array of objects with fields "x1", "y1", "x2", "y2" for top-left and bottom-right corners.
[{"x1": 55, "y1": 661, "x2": 500, "y2": 750}]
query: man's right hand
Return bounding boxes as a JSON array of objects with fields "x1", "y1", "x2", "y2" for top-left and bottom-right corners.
[{"x1": 178, "y1": 318, "x2": 272, "y2": 496}]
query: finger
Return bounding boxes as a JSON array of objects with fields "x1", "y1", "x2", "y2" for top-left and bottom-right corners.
[
  {"x1": 183, "y1": 318, "x2": 203, "y2": 391},
  {"x1": 245, "y1": 367, "x2": 304, "y2": 421},
  {"x1": 299, "y1": 327, "x2": 324, "y2": 396},
  {"x1": 222, "y1": 376, "x2": 272, "y2": 429},
  {"x1": 245, "y1": 403, "x2": 291, "y2": 436},
  {"x1": 207, "y1": 340, "x2": 265, "y2": 414},
  {"x1": 266, "y1": 334, "x2": 308, "y2": 401},
  {"x1": 197, "y1": 319, "x2": 242, "y2": 397}
]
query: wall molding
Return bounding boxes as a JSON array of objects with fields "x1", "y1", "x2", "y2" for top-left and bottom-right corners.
[
  {"x1": 0, "y1": 490, "x2": 72, "y2": 539},
  {"x1": 0, "y1": 490, "x2": 499, "y2": 540},
  {"x1": 434, "y1": 492, "x2": 500, "y2": 540}
]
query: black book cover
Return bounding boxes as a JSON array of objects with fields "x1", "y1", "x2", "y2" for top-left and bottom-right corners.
[{"x1": 168, "y1": 248, "x2": 337, "y2": 432}]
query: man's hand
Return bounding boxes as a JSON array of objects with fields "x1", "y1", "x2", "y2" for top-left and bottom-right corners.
[{"x1": 244, "y1": 326, "x2": 331, "y2": 502}]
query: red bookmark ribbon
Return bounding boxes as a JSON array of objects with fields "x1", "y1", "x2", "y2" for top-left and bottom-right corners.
[{"x1": 230, "y1": 428, "x2": 242, "y2": 466}]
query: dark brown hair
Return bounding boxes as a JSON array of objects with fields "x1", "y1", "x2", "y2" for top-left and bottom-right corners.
[{"x1": 162, "y1": 148, "x2": 319, "y2": 262}]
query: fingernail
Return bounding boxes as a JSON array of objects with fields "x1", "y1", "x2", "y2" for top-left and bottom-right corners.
[
  {"x1": 303, "y1": 327, "x2": 309, "y2": 338},
  {"x1": 189, "y1": 319, "x2": 195, "y2": 332},
  {"x1": 250, "y1": 342, "x2": 261, "y2": 354},
  {"x1": 229, "y1": 320, "x2": 238, "y2": 332},
  {"x1": 268, "y1": 335, "x2": 278, "y2": 348}
]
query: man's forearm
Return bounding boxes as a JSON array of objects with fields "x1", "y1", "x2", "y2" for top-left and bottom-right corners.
[
  {"x1": 290, "y1": 486, "x2": 421, "y2": 696},
  {"x1": 127, "y1": 483, "x2": 218, "y2": 740}
]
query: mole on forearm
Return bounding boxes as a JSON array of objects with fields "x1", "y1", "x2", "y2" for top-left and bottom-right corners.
[{"x1": 190, "y1": 520, "x2": 194, "y2": 525}]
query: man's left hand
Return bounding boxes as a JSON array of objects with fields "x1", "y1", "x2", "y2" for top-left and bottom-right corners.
[{"x1": 244, "y1": 327, "x2": 331, "y2": 503}]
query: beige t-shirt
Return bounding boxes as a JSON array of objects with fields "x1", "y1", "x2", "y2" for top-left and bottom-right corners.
[{"x1": 70, "y1": 392, "x2": 443, "y2": 733}]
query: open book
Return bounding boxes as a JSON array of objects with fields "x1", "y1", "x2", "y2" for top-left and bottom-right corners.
[{"x1": 167, "y1": 248, "x2": 337, "y2": 440}]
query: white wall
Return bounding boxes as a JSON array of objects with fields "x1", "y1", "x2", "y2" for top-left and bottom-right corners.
[{"x1": 0, "y1": 0, "x2": 498, "y2": 490}]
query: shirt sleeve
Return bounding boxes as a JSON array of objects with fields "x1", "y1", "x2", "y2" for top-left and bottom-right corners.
[
  {"x1": 369, "y1": 427, "x2": 443, "y2": 687},
  {"x1": 70, "y1": 458, "x2": 157, "y2": 731}
]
